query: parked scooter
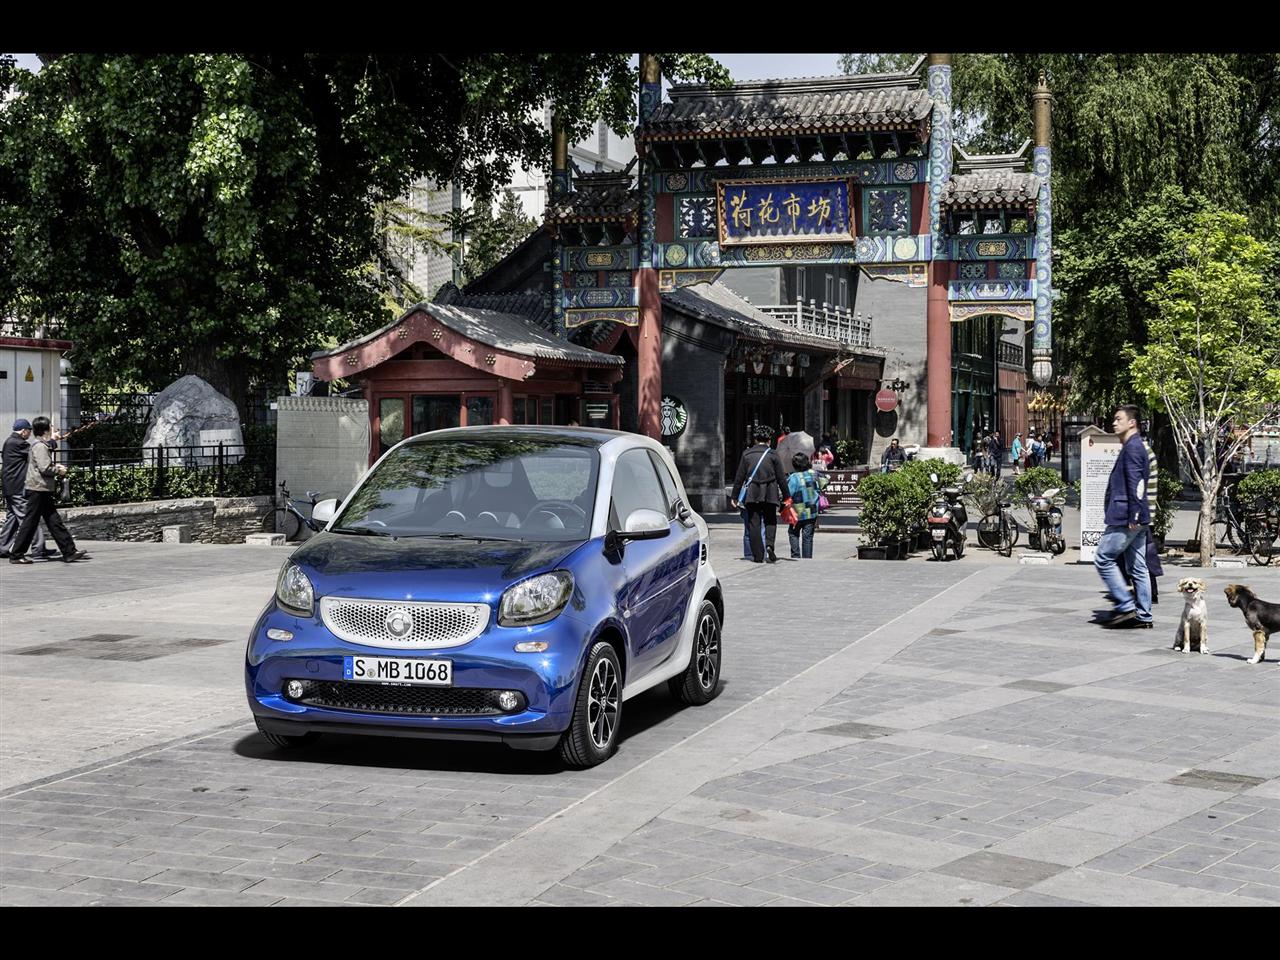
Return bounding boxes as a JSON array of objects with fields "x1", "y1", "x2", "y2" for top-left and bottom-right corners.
[
  {"x1": 1027, "y1": 486, "x2": 1067, "y2": 555},
  {"x1": 927, "y1": 471, "x2": 971, "y2": 562}
]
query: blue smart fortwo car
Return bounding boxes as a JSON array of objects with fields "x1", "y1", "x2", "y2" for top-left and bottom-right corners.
[{"x1": 245, "y1": 427, "x2": 723, "y2": 767}]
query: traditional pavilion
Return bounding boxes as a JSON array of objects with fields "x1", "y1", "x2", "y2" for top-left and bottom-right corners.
[{"x1": 316, "y1": 54, "x2": 1055, "y2": 511}]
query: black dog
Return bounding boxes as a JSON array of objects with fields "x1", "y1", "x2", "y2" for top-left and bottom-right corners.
[{"x1": 1224, "y1": 584, "x2": 1279, "y2": 664}]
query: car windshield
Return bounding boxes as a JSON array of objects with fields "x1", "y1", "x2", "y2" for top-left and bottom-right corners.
[{"x1": 333, "y1": 435, "x2": 600, "y2": 541}]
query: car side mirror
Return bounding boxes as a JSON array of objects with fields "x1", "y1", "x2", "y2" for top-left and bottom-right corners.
[
  {"x1": 619, "y1": 508, "x2": 671, "y2": 541},
  {"x1": 311, "y1": 498, "x2": 339, "y2": 527}
]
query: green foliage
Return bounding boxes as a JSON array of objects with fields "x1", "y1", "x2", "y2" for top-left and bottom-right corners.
[
  {"x1": 1152, "y1": 466, "x2": 1182, "y2": 540},
  {"x1": 1238, "y1": 469, "x2": 1280, "y2": 510},
  {"x1": 834, "y1": 437, "x2": 864, "y2": 465},
  {"x1": 1128, "y1": 211, "x2": 1280, "y2": 436},
  {"x1": 963, "y1": 472, "x2": 1006, "y2": 518},
  {"x1": 858, "y1": 469, "x2": 934, "y2": 546},
  {"x1": 0, "y1": 53, "x2": 729, "y2": 409},
  {"x1": 62, "y1": 460, "x2": 272, "y2": 507},
  {"x1": 1013, "y1": 466, "x2": 1065, "y2": 501},
  {"x1": 901, "y1": 458, "x2": 962, "y2": 488},
  {"x1": 837, "y1": 54, "x2": 920, "y2": 76},
  {"x1": 65, "y1": 420, "x2": 147, "y2": 450},
  {"x1": 459, "y1": 189, "x2": 540, "y2": 284}
]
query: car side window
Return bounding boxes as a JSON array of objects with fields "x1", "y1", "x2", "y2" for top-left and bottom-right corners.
[
  {"x1": 611, "y1": 449, "x2": 669, "y2": 527},
  {"x1": 647, "y1": 450, "x2": 682, "y2": 518}
]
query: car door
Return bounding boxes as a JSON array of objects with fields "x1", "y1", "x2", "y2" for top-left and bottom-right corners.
[{"x1": 611, "y1": 448, "x2": 698, "y2": 675}]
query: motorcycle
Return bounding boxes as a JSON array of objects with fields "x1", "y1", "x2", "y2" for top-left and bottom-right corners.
[
  {"x1": 926, "y1": 471, "x2": 970, "y2": 562},
  {"x1": 1027, "y1": 486, "x2": 1067, "y2": 555}
]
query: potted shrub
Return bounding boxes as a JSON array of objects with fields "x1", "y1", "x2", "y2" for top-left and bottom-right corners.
[{"x1": 857, "y1": 470, "x2": 925, "y2": 559}]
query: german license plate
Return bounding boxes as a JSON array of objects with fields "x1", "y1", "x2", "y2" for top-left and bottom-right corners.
[{"x1": 343, "y1": 656, "x2": 452, "y2": 686}]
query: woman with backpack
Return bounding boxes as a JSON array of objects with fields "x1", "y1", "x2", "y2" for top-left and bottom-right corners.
[{"x1": 785, "y1": 451, "x2": 830, "y2": 560}]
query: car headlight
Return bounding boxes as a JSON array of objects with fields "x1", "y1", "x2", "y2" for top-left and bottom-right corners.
[
  {"x1": 499, "y1": 571, "x2": 574, "y2": 627},
  {"x1": 276, "y1": 561, "x2": 315, "y2": 616}
]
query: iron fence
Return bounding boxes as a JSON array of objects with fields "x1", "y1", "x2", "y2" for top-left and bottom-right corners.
[{"x1": 52, "y1": 442, "x2": 276, "y2": 507}]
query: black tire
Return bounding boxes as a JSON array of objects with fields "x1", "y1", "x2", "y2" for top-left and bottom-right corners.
[
  {"x1": 1246, "y1": 514, "x2": 1277, "y2": 566},
  {"x1": 1049, "y1": 535, "x2": 1067, "y2": 556},
  {"x1": 931, "y1": 539, "x2": 945, "y2": 561},
  {"x1": 559, "y1": 641, "x2": 623, "y2": 768},
  {"x1": 277, "y1": 509, "x2": 301, "y2": 542},
  {"x1": 977, "y1": 515, "x2": 1001, "y2": 550},
  {"x1": 999, "y1": 515, "x2": 1015, "y2": 557},
  {"x1": 954, "y1": 535, "x2": 966, "y2": 560},
  {"x1": 255, "y1": 720, "x2": 317, "y2": 750},
  {"x1": 669, "y1": 600, "x2": 723, "y2": 706}
]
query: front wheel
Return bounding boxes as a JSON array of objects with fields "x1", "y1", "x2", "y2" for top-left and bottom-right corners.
[
  {"x1": 1049, "y1": 535, "x2": 1067, "y2": 556},
  {"x1": 1246, "y1": 512, "x2": 1277, "y2": 566},
  {"x1": 932, "y1": 539, "x2": 946, "y2": 562},
  {"x1": 560, "y1": 642, "x2": 623, "y2": 767},
  {"x1": 999, "y1": 515, "x2": 1015, "y2": 557},
  {"x1": 669, "y1": 600, "x2": 723, "y2": 705}
]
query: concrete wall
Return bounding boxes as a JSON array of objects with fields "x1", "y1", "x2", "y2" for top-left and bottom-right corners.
[
  {"x1": 717, "y1": 268, "x2": 780, "y2": 307},
  {"x1": 661, "y1": 311, "x2": 734, "y2": 513},
  {"x1": 1, "y1": 496, "x2": 274, "y2": 544},
  {"x1": 275, "y1": 397, "x2": 371, "y2": 528},
  {"x1": 854, "y1": 274, "x2": 927, "y2": 462}
]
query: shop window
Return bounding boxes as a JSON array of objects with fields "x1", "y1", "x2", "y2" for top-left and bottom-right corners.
[
  {"x1": 540, "y1": 397, "x2": 554, "y2": 425},
  {"x1": 513, "y1": 397, "x2": 527, "y2": 425},
  {"x1": 379, "y1": 398, "x2": 405, "y2": 454},
  {"x1": 466, "y1": 396, "x2": 494, "y2": 426},
  {"x1": 412, "y1": 394, "x2": 460, "y2": 435}
]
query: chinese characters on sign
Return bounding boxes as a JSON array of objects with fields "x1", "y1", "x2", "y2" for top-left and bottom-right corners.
[{"x1": 716, "y1": 179, "x2": 855, "y2": 246}]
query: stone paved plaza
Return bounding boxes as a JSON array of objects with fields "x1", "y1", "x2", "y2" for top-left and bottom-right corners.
[{"x1": 0, "y1": 530, "x2": 1277, "y2": 906}]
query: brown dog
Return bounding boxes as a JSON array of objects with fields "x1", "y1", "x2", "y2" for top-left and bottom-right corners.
[{"x1": 1224, "y1": 584, "x2": 1280, "y2": 664}]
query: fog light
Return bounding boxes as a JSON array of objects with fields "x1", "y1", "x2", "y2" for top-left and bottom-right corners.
[
  {"x1": 496, "y1": 691, "x2": 520, "y2": 711},
  {"x1": 514, "y1": 641, "x2": 548, "y2": 653},
  {"x1": 267, "y1": 628, "x2": 293, "y2": 642},
  {"x1": 285, "y1": 680, "x2": 305, "y2": 700}
]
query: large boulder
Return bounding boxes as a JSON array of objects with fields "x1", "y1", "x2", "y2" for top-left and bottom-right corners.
[{"x1": 143, "y1": 375, "x2": 244, "y2": 463}]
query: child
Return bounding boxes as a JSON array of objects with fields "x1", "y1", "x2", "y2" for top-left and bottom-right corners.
[{"x1": 785, "y1": 452, "x2": 829, "y2": 559}]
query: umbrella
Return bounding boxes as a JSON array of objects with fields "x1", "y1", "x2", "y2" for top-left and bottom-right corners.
[{"x1": 775, "y1": 430, "x2": 815, "y2": 473}]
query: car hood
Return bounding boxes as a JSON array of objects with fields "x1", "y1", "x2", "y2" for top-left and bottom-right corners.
[{"x1": 290, "y1": 532, "x2": 589, "y2": 603}]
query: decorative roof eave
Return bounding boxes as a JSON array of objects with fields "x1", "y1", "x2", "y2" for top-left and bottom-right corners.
[
  {"x1": 312, "y1": 307, "x2": 622, "y2": 383},
  {"x1": 638, "y1": 119, "x2": 927, "y2": 143}
]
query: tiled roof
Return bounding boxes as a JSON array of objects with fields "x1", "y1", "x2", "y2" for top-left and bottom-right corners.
[
  {"x1": 434, "y1": 282, "x2": 556, "y2": 329},
  {"x1": 425, "y1": 303, "x2": 623, "y2": 366},
  {"x1": 662, "y1": 282, "x2": 843, "y2": 352},
  {"x1": 942, "y1": 170, "x2": 1041, "y2": 208},
  {"x1": 314, "y1": 303, "x2": 622, "y2": 368},
  {"x1": 643, "y1": 75, "x2": 932, "y2": 140},
  {"x1": 545, "y1": 171, "x2": 638, "y2": 222}
]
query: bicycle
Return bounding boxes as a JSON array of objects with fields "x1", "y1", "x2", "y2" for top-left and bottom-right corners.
[
  {"x1": 274, "y1": 480, "x2": 325, "y2": 542},
  {"x1": 974, "y1": 480, "x2": 1019, "y2": 556},
  {"x1": 1243, "y1": 496, "x2": 1279, "y2": 566}
]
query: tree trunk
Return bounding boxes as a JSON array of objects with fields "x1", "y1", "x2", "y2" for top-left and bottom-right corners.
[
  {"x1": 1198, "y1": 460, "x2": 1219, "y2": 568},
  {"x1": 183, "y1": 342, "x2": 251, "y2": 421}
]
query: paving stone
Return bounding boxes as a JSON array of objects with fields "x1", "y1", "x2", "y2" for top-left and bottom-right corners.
[
  {"x1": 160, "y1": 887, "x2": 285, "y2": 906},
  {"x1": 934, "y1": 851, "x2": 1067, "y2": 889},
  {"x1": 997, "y1": 890, "x2": 1091, "y2": 907},
  {"x1": 1132, "y1": 864, "x2": 1246, "y2": 894},
  {"x1": 746, "y1": 873, "x2": 856, "y2": 906},
  {"x1": 62, "y1": 876, "x2": 183, "y2": 902},
  {"x1": 672, "y1": 876, "x2": 776, "y2": 906}
]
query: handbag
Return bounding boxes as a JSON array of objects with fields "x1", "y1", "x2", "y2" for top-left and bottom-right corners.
[
  {"x1": 737, "y1": 448, "x2": 766, "y2": 504},
  {"x1": 817, "y1": 493, "x2": 831, "y2": 513}
]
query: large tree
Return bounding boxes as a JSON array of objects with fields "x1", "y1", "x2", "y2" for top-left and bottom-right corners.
[
  {"x1": 1127, "y1": 210, "x2": 1280, "y2": 566},
  {"x1": 0, "y1": 53, "x2": 726, "y2": 411},
  {"x1": 460, "y1": 189, "x2": 540, "y2": 285}
]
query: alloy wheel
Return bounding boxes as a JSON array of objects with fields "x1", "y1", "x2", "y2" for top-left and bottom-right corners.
[
  {"x1": 695, "y1": 613, "x2": 720, "y2": 690},
  {"x1": 587, "y1": 656, "x2": 619, "y2": 750}
]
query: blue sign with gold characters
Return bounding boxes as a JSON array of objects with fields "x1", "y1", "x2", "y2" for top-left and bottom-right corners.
[{"x1": 716, "y1": 178, "x2": 855, "y2": 246}]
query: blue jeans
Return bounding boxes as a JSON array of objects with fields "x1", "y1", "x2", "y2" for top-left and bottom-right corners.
[
  {"x1": 741, "y1": 508, "x2": 753, "y2": 559},
  {"x1": 1095, "y1": 524, "x2": 1152, "y2": 622},
  {"x1": 788, "y1": 518, "x2": 816, "y2": 558}
]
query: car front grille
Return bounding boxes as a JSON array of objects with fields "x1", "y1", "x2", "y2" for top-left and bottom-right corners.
[
  {"x1": 319, "y1": 597, "x2": 490, "y2": 650},
  {"x1": 289, "y1": 679, "x2": 519, "y2": 716}
]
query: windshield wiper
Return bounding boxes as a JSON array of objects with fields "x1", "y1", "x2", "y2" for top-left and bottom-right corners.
[
  {"x1": 330, "y1": 526, "x2": 394, "y2": 537},
  {"x1": 403, "y1": 532, "x2": 524, "y2": 542}
]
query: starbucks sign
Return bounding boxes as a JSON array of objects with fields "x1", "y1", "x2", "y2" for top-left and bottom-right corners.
[{"x1": 660, "y1": 395, "x2": 688, "y2": 438}]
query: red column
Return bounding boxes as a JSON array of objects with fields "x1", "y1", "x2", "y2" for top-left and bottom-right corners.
[
  {"x1": 637, "y1": 267, "x2": 662, "y2": 439},
  {"x1": 497, "y1": 379, "x2": 513, "y2": 425},
  {"x1": 926, "y1": 260, "x2": 952, "y2": 447}
]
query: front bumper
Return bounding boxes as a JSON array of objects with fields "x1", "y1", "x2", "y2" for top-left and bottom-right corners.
[{"x1": 245, "y1": 599, "x2": 593, "y2": 741}]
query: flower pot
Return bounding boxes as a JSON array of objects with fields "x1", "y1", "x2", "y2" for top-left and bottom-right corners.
[
  {"x1": 915, "y1": 530, "x2": 933, "y2": 552},
  {"x1": 892, "y1": 540, "x2": 910, "y2": 560},
  {"x1": 858, "y1": 545, "x2": 890, "y2": 560}
]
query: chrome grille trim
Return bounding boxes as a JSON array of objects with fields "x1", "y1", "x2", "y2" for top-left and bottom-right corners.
[{"x1": 319, "y1": 597, "x2": 490, "y2": 650}]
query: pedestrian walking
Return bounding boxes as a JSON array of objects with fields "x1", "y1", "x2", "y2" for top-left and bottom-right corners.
[
  {"x1": 1011, "y1": 433, "x2": 1024, "y2": 476},
  {"x1": 0, "y1": 419, "x2": 54, "y2": 560},
  {"x1": 988, "y1": 432, "x2": 1004, "y2": 479},
  {"x1": 731, "y1": 424, "x2": 790, "y2": 564},
  {"x1": 7, "y1": 416, "x2": 89, "y2": 564},
  {"x1": 785, "y1": 452, "x2": 829, "y2": 559},
  {"x1": 1093, "y1": 405, "x2": 1152, "y2": 629},
  {"x1": 1119, "y1": 435, "x2": 1164, "y2": 605}
]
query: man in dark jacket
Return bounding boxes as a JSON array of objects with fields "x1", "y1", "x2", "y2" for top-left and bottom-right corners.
[
  {"x1": 0, "y1": 419, "x2": 51, "y2": 559},
  {"x1": 8, "y1": 416, "x2": 86, "y2": 564},
  {"x1": 880, "y1": 438, "x2": 906, "y2": 473},
  {"x1": 1094, "y1": 405, "x2": 1152, "y2": 628},
  {"x1": 732, "y1": 425, "x2": 790, "y2": 563},
  {"x1": 987, "y1": 432, "x2": 1004, "y2": 478}
]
